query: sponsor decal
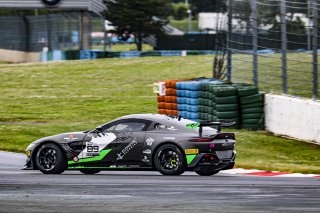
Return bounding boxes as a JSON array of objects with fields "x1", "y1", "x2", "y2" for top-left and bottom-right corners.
[
  {"x1": 185, "y1": 149, "x2": 199, "y2": 155},
  {"x1": 146, "y1": 137, "x2": 154, "y2": 146},
  {"x1": 64, "y1": 134, "x2": 78, "y2": 141},
  {"x1": 186, "y1": 123, "x2": 200, "y2": 129},
  {"x1": 222, "y1": 142, "x2": 233, "y2": 147},
  {"x1": 77, "y1": 132, "x2": 117, "y2": 160},
  {"x1": 167, "y1": 126, "x2": 178, "y2": 131},
  {"x1": 143, "y1": 149, "x2": 152, "y2": 155},
  {"x1": 142, "y1": 156, "x2": 150, "y2": 163},
  {"x1": 113, "y1": 132, "x2": 133, "y2": 143},
  {"x1": 117, "y1": 139, "x2": 138, "y2": 160},
  {"x1": 163, "y1": 137, "x2": 176, "y2": 140},
  {"x1": 155, "y1": 124, "x2": 166, "y2": 129}
]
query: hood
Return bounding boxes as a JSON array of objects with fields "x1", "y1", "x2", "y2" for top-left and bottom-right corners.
[{"x1": 34, "y1": 131, "x2": 88, "y2": 144}]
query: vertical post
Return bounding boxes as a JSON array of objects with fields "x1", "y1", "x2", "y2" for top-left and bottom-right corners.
[
  {"x1": 79, "y1": 12, "x2": 83, "y2": 50},
  {"x1": 79, "y1": 11, "x2": 90, "y2": 50},
  {"x1": 311, "y1": 0, "x2": 318, "y2": 99},
  {"x1": 47, "y1": 14, "x2": 52, "y2": 51},
  {"x1": 22, "y1": 16, "x2": 30, "y2": 52},
  {"x1": 227, "y1": 0, "x2": 233, "y2": 82},
  {"x1": 280, "y1": 0, "x2": 287, "y2": 94},
  {"x1": 251, "y1": 0, "x2": 258, "y2": 87}
]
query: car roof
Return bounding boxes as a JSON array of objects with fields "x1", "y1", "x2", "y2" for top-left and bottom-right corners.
[{"x1": 116, "y1": 114, "x2": 192, "y2": 125}]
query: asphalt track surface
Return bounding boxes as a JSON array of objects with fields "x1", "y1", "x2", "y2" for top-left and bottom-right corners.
[{"x1": 0, "y1": 151, "x2": 319, "y2": 213}]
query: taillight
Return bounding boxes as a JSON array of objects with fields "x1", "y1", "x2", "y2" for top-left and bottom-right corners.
[{"x1": 189, "y1": 137, "x2": 214, "y2": 142}]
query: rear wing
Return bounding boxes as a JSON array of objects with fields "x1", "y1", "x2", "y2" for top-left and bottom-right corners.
[{"x1": 199, "y1": 120, "x2": 236, "y2": 136}]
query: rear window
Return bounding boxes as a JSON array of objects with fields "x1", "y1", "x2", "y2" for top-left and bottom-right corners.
[{"x1": 158, "y1": 117, "x2": 218, "y2": 135}]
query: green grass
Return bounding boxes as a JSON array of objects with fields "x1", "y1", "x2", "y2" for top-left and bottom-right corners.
[
  {"x1": 169, "y1": 19, "x2": 199, "y2": 32},
  {"x1": 0, "y1": 55, "x2": 319, "y2": 174},
  {"x1": 92, "y1": 44, "x2": 154, "y2": 52}
]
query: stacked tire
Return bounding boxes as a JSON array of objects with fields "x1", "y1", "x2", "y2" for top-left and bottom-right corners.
[
  {"x1": 199, "y1": 83, "x2": 212, "y2": 121},
  {"x1": 157, "y1": 80, "x2": 179, "y2": 116},
  {"x1": 212, "y1": 85, "x2": 240, "y2": 128},
  {"x1": 199, "y1": 81, "x2": 225, "y2": 121},
  {"x1": 176, "y1": 81, "x2": 201, "y2": 121},
  {"x1": 237, "y1": 85, "x2": 264, "y2": 130}
]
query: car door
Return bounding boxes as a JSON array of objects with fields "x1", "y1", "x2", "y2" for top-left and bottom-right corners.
[{"x1": 102, "y1": 119, "x2": 151, "y2": 164}]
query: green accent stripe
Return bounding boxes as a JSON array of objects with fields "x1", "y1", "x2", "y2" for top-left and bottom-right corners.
[
  {"x1": 186, "y1": 154, "x2": 197, "y2": 165},
  {"x1": 68, "y1": 149, "x2": 112, "y2": 165},
  {"x1": 69, "y1": 166, "x2": 128, "y2": 169}
]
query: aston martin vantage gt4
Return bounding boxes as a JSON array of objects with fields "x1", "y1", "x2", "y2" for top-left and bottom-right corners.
[{"x1": 24, "y1": 114, "x2": 237, "y2": 176}]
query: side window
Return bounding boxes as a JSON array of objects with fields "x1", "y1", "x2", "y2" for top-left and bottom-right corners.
[
  {"x1": 113, "y1": 122, "x2": 146, "y2": 132},
  {"x1": 105, "y1": 125, "x2": 116, "y2": 132}
]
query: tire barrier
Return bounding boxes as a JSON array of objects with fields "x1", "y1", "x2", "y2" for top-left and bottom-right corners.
[
  {"x1": 235, "y1": 84, "x2": 265, "y2": 130},
  {"x1": 155, "y1": 78, "x2": 265, "y2": 131}
]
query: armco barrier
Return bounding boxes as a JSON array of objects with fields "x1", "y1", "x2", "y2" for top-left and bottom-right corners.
[
  {"x1": 40, "y1": 50, "x2": 215, "y2": 62},
  {"x1": 265, "y1": 94, "x2": 320, "y2": 145}
]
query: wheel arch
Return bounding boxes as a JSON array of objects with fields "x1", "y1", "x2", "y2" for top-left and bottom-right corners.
[
  {"x1": 31, "y1": 141, "x2": 67, "y2": 170},
  {"x1": 151, "y1": 141, "x2": 186, "y2": 169}
]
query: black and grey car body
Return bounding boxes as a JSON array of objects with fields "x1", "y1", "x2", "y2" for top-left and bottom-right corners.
[{"x1": 24, "y1": 114, "x2": 237, "y2": 176}]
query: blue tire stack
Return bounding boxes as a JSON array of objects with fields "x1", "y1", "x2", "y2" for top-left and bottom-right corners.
[{"x1": 177, "y1": 81, "x2": 201, "y2": 121}]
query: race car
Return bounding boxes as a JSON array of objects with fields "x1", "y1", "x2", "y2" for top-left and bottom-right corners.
[{"x1": 24, "y1": 114, "x2": 237, "y2": 176}]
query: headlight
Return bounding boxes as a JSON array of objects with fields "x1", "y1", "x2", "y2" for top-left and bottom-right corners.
[{"x1": 26, "y1": 150, "x2": 31, "y2": 157}]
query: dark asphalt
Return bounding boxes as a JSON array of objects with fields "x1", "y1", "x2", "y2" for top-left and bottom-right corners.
[{"x1": 0, "y1": 151, "x2": 319, "y2": 213}]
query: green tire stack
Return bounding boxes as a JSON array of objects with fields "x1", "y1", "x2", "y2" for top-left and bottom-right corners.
[
  {"x1": 199, "y1": 83, "x2": 212, "y2": 121},
  {"x1": 237, "y1": 85, "x2": 265, "y2": 130},
  {"x1": 210, "y1": 85, "x2": 239, "y2": 128}
]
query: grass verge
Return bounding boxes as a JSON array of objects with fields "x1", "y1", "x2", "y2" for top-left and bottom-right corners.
[{"x1": 0, "y1": 55, "x2": 319, "y2": 174}]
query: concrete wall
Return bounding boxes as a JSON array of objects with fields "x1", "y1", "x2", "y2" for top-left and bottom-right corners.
[
  {"x1": 265, "y1": 94, "x2": 320, "y2": 144},
  {"x1": 0, "y1": 49, "x2": 40, "y2": 63}
]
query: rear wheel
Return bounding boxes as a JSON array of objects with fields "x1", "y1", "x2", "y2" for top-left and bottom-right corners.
[
  {"x1": 79, "y1": 169, "x2": 101, "y2": 175},
  {"x1": 195, "y1": 167, "x2": 220, "y2": 176},
  {"x1": 35, "y1": 143, "x2": 67, "y2": 174},
  {"x1": 154, "y1": 144, "x2": 186, "y2": 176}
]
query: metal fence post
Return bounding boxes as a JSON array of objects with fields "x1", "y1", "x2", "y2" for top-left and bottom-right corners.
[
  {"x1": 280, "y1": 0, "x2": 287, "y2": 94},
  {"x1": 227, "y1": 0, "x2": 233, "y2": 82},
  {"x1": 251, "y1": 0, "x2": 258, "y2": 87},
  {"x1": 311, "y1": 0, "x2": 318, "y2": 99}
]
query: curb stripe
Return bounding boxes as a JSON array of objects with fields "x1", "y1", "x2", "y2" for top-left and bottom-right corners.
[{"x1": 220, "y1": 168, "x2": 320, "y2": 178}]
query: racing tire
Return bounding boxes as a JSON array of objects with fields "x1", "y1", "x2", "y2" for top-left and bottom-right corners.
[
  {"x1": 216, "y1": 104, "x2": 238, "y2": 112},
  {"x1": 79, "y1": 169, "x2": 101, "y2": 175},
  {"x1": 213, "y1": 87, "x2": 237, "y2": 97},
  {"x1": 195, "y1": 167, "x2": 220, "y2": 176},
  {"x1": 241, "y1": 101, "x2": 264, "y2": 109},
  {"x1": 35, "y1": 143, "x2": 67, "y2": 174},
  {"x1": 238, "y1": 86, "x2": 259, "y2": 97},
  {"x1": 215, "y1": 96, "x2": 238, "y2": 104},
  {"x1": 154, "y1": 144, "x2": 186, "y2": 176}
]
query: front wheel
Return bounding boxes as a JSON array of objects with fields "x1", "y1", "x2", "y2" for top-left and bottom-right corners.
[
  {"x1": 79, "y1": 169, "x2": 101, "y2": 175},
  {"x1": 35, "y1": 143, "x2": 67, "y2": 174},
  {"x1": 154, "y1": 144, "x2": 186, "y2": 176},
  {"x1": 195, "y1": 166, "x2": 220, "y2": 176}
]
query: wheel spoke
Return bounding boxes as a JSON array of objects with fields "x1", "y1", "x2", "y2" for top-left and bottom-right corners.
[
  {"x1": 157, "y1": 148, "x2": 181, "y2": 172},
  {"x1": 38, "y1": 146, "x2": 57, "y2": 171}
]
